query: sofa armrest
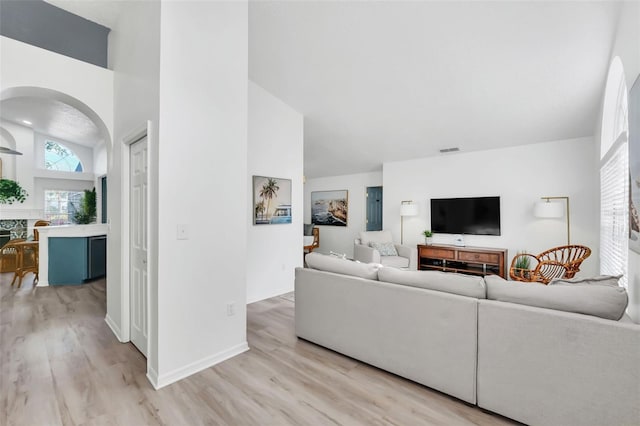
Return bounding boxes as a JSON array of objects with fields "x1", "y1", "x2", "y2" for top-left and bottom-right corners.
[
  {"x1": 395, "y1": 244, "x2": 418, "y2": 270},
  {"x1": 477, "y1": 300, "x2": 640, "y2": 426},
  {"x1": 354, "y1": 243, "x2": 381, "y2": 264}
]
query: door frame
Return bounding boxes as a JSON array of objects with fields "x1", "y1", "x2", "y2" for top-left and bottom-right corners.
[{"x1": 120, "y1": 122, "x2": 153, "y2": 362}]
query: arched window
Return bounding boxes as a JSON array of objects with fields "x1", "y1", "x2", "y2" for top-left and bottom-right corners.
[
  {"x1": 45, "y1": 140, "x2": 84, "y2": 172},
  {"x1": 600, "y1": 57, "x2": 629, "y2": 289}
]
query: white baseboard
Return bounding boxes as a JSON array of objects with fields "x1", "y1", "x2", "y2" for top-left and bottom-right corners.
[
  {"x1": 104, "y1": 314, "x2": 124, "y2": 342},
  {"x1": 36, "y1": 280, "x2": 49, "y2": 287},
  {"x1": 147, "y1": 365, "x2": 160, "y2": 389},
  {"x1": 151, "y1": 342, "x2": 249, "y2": 389}
]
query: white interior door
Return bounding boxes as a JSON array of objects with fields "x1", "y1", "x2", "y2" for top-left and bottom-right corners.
[{"x1": 130, "y1": 137, "x2": 148, "y2": 356}]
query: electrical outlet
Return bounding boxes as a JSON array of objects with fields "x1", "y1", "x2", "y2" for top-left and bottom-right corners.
[
  {"x1": 177, "y1": 224, "x2": 189, "y2": 240},
  {"x1": 226, "y1": 302, "x2": 235, "y2": 316}
]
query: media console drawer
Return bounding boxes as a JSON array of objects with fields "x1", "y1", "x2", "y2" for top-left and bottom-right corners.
[
  {"x1": 418, "y1": 244, "x2": 507, "y2": 279},
  {"x1": 458, "y1": 251, "x2": 500, "y2": 264},
  {"x1": 420, "y1": 246, "x2": 456, "y2": 260}
]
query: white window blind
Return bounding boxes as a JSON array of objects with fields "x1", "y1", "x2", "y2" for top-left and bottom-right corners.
[{"x1": 600, "y1": 138, "x2": 629, "y2": 289}]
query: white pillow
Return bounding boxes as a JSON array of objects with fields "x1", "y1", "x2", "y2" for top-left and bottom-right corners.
[
  {"x1": 378, "y1": 268, "x2": 487, "y2": 299},
  {"x1": 548, "y1": 274, "x2": 623, "y2": 286},
  {"x1": 370, "y1": 241, "x2": 398, "y2": 256},
  {"x1": 486, "y1": 276, "x2": 628, "y2": 320},
  {"x1": 305, "y1": 252, "x2": 380, "y2": 280}
]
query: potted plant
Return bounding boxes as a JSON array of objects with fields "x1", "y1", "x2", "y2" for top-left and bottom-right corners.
[
  {"x1": 73, "y1": 187, "x2": 97, "y2": 224},
  {"x1": 422, "y1": 230, "x2": 433, "y2": 245},
  {"x1": 513, "y1": 251, "x2": 532, "y2": 279},
  {"x1": 0, "y1": 179, "x2": 28, "y2": 204}
]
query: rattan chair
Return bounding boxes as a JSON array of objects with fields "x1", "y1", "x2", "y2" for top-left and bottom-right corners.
[
  {"x1": 0, "y1": 238, "x2": 26, "y2": 273},
  {"x1": 509, "y1": 245, "x2": 591, "y2": 284},
  {"x1": 304, "y1": 227, "x2": 320, "y2": 254}
]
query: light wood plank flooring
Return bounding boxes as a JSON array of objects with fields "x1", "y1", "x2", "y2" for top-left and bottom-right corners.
[{"x1": 0, "y1": 273, "x2": 517, "y2": 425}]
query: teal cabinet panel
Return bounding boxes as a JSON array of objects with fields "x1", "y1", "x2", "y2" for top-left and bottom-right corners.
[{"x1": 49, "y1": 237, "x2": 88, "y2": 285}]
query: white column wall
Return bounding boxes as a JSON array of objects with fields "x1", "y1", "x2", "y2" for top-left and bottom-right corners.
[
  {"x1": 155, "y1": 0, "x2": 248, "y2": 387},
  {"x1": 247, "y1": 81, "x2": 303, "y2": 303}
]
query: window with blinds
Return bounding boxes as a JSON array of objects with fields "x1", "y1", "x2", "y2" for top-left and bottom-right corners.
[{"x1": 600, "y1": 137, "x2": 629, "y2": 289}]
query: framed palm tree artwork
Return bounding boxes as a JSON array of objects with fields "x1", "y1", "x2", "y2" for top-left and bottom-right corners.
[{"x1": 253, "y1": 176, "x2": 292, "y2": 225}]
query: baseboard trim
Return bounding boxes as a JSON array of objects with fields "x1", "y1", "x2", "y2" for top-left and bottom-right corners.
[
  {"x1": 147, "y1": 365, "x2": 160, "y2": 390},
  {"x1": 152, "y1": 342, "x2": 249, "y2": 389},
  {"x1": 104, "y1": 314, "x2": 124, "y2": 342}
]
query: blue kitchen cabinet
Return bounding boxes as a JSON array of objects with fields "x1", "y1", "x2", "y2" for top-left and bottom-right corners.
[{"x1": 49, "y1": 235, "x2": 107, "y2": 285}]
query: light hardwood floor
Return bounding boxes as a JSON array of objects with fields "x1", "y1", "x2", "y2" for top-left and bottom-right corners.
[{"x1": 0, "y1": 273, "x2": 517, "y2": 425}]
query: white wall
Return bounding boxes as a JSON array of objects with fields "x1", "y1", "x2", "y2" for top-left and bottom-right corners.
[
  {"x1": 0, "y1": 126, "x2": 17, "y2": 180},
  {"x1": 247, "y1": 81, "x2": 303, "y2": 303},
  {"x1": 383, "y1": 137, "x2": 599, "y2": 277},
  {"x1": 304, "y1": 171, "x2": 383, "y2": 257},
  {"x1": 0, "y1": 37, "x2": 112, "y2": 223},
  {"x1": 602, "y1": 1, "x2": 640, "y2": 321},
  {"x1": 155, "y1": 1, "x2": 248, "y2": 388},
  {"x1": 108, "y1": 0, "x2": 160, "y2": 377},
  {"x1": 0, "y1": 120, "x2": 36, "y2": 215},
  {"x1": 0, "y1": 37, "x2": 113, "y2": 137}
]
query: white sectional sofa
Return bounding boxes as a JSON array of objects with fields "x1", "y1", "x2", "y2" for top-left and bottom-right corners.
[{"x1": 295, "y1": 253, "x2": 640, "y2": 426}]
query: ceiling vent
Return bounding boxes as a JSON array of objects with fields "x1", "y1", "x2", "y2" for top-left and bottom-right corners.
[{"x1": 439, "y1": 147, "x2": 460, "y2": 153}]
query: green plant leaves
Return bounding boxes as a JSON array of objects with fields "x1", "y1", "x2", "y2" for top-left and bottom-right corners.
[{"x1": 0, "y1": 179, "x2": 28, "y2": 204}]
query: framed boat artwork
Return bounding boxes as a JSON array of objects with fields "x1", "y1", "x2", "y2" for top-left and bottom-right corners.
[{"x1": 311, "y1": 190, "x2": 348, "y2": 227}]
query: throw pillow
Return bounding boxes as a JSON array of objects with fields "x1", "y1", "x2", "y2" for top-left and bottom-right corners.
[
  {"x1": 303, "y1": 223, "x2": 315, "y2": 236},
  {"x1": 486, "y1": 277, "x2": 628, "y2": 320},
  {"x1": 305, "y1": 252, "x2": 380, "y2": 280},
  {"x1": 378, "y1": 268, "x2": 487, "y2": 299},
  {"x1": 548, "y1": 274, "x2": 622, "y2": 286},
  {"x1": 371, "y1": 241, "x2": 398, "y2": 256}
]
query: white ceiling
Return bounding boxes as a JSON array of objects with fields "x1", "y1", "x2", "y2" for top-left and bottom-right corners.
[
  {"x1": 38, "y1": 1, "x2": 621, "y2": 178},
  {"x1": 0, "y1": 97, "x2": 103, "y2": 147},
  {"x1": 44, "y1": 0, "x2": 121, "y2": 28},
  {"x1": 249, "y1": 1, "x2": 621, "y2": 178}
]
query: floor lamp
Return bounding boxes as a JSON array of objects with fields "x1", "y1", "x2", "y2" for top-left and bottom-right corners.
[
  {"x1": 534, "y1": 196, "x2": 570, "y2": 245},
  {"x1": 400, "y1": 201, "x2": 418, "y2": 244}
]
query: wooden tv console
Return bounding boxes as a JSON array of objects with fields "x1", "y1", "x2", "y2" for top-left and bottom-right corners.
[{"x1": 417, "y1": 244, "x2": 508, "y2": 279}]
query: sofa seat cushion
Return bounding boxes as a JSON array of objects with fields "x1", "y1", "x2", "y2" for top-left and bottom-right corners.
[
  {"x1": 305, "y1": 252, "x2": 380, "y2": 280},
  {"x1": 378, "y1": 268, "x2": 486, "y2": 299},
  {"x1": 485, "y1": 275, "x2": 628, "y2": 320}
]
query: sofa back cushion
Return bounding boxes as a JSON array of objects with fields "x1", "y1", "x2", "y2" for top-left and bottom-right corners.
[
  {"x1": 378, "y1": 268, "x2": 486, "y2": 299},
  {"x1": 359, "y1": 230, "x2": 393, "y2": 246},
  {"x1": 485, "y1": 275, "x2": 628, "y2": 320},
  {"x1": 305, "y1": 252, "x2": 380, "y2": 280}
]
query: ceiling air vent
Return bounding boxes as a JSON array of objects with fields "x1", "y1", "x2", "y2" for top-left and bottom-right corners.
[{"x1": 439, "y1": 147, "x2": 460, "y2": 153}]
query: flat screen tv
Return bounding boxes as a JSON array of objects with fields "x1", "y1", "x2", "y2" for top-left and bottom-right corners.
[{"x1": 430, "y1": 196, "x2": 501, "y2": 236}]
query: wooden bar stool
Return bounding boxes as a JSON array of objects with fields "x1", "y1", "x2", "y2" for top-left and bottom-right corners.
[{"x1": 11, "y1": 241, "x2": 40, "y2": 288}]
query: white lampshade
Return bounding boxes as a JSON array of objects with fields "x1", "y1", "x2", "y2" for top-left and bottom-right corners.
[
  {"x1": 400, "y1": 202, "x2": 419, "y2": 217},
  {"x1": 534, "y1": 201, "x2": 564, "y2": 218}
]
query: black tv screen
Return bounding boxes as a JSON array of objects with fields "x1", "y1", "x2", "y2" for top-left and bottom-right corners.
[{"x1": 430, "y1": 196, "x2": 501, "y2": 236}]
